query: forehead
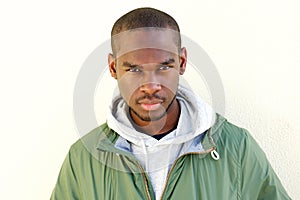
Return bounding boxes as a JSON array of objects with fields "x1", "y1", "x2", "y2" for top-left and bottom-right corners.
[
  {"x1": 113, "y1": 28, "x2": 179, "y2": 56},
  {"x1": 117, "y1": 48, "x2": 178, "y2": 65}
]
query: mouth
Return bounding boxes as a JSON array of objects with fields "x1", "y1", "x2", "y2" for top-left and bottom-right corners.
[
  {"x1": 140, "y1": 103, "x2": 161, "y2": 111},
  {"x1": 138, "y1": 99, "x2": 163, "y2": 111}
]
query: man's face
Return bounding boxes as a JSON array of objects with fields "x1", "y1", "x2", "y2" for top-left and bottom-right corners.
[{"x1": 109, "y1": 29, "x2": 187, "y2": 122}]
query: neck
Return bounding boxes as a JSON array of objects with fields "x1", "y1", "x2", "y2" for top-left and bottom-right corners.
[{"x1": 130, "y1": 99, "x2": 180, "y2": 136}]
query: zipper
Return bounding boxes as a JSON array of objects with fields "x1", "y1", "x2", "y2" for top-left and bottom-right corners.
[
  {"x1": 159, "y1": 147, "x2": 216, "y2": 200},
  {"x1": 97, "y1": 148, "x2": 153, "y2": 200},
  {"x1": 97, "y1": 132, "x2": 217, "y2": 200},
  {"x1": 136, "y1": 161, "x2": 152, "y2": 200}
]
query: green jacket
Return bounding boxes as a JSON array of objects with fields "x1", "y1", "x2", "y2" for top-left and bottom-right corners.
[{"x1": 51, "y1": 115, "x2": 291, "y2": 199}]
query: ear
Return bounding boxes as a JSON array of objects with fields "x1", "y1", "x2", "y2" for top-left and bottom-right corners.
[
  {"x1": 108, "y1": 53, "x2": 117, "y2": 79},
  {"x1": 179, "y1": 47, "x2": 187, "y2": 75}
]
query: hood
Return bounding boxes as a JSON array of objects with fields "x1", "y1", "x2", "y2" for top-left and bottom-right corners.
[{"x1": 106, "y1": 84, "x2": 216, "y2": 149}]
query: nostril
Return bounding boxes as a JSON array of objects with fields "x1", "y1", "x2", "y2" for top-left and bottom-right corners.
[{"x1": 140, "y1": 82, "x2": 161, "y2": 94}]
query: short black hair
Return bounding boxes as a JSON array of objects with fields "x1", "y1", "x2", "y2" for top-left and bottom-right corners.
[{"x1": 111, "y1": 7, "x2": 181, "y2": 55}]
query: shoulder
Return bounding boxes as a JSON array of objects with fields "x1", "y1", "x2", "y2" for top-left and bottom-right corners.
[
  {"x1": 213, "y1": 114, "x2": 250, "y2": 146},
  {"x1": 220, "y1": 118, "x2": 261, "y2": 152},
  {"x1": 213, "y1": 114, "x2": 264, "y2": 161},
  {"x1": 69, "y1": 123, "x2": 115, "y2": 156}
]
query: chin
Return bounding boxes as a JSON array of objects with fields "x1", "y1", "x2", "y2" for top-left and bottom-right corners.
[{"x1": 132, "y1": 108, "x2": 167, "y2": 122}]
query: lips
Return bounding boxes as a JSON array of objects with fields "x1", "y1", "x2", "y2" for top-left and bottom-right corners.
[
  {"x1": 138, "y1": 99, "x2": 163, "y2": 111},
  {"x1": 140, "y1": 103, "x2": 161, "y2": 111}
]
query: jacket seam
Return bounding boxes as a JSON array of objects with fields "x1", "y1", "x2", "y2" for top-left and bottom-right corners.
[
  {"x1": 237, "y1": 129, "x2": 242, "y2": 200},
  {"x1": 69, "y1": 148, "x2": 84, "y2": 199},
  {"x1": 236, "y1": 129, "x2": 248, "y2": 200}
]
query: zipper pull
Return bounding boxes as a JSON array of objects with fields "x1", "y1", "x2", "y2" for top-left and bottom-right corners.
[{"x1": 210, "y1": 149, "x2": 220, "y2": 161}]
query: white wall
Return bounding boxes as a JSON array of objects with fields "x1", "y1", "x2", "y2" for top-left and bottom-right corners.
[{"x1": 0, "y1": 0, "x2": 299, "y2": 199}]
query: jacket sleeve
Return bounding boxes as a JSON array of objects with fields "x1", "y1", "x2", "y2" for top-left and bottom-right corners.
[
  {"x1": 50, "y1": 149, "x2": 81, "y2": 200},
  {"x1": 239, "y1": 130, "x2": 291, "y2": 200}
]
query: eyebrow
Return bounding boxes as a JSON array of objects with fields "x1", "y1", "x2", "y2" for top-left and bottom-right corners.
[
  {"x1": 122, "y1": 61, "x2": 139, "y2": 68},
  {"x1": 122, "y1": 58, "x2": 175, "y2": 68},
  {"x1": 160, "y1": 58, "x2": 175, "y2": 65}
]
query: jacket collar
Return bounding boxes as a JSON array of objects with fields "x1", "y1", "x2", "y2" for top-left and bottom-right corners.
[{"x1": 96, "y1": 113, "x2": 226, "y2": 156}]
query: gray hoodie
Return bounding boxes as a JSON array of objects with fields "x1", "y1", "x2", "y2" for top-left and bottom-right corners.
[{"x1": 107, "y1": 84, "x2": 216, "y2": 199}]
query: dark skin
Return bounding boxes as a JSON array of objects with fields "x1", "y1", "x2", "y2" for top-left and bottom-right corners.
[{"x1": 108, "y1": 29, "x2": 187, "y2": 135}]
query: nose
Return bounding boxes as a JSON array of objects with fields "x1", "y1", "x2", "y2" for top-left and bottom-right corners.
[
  {"x1": 139, "y1": 71, "x2": 162, "y2": 94},
  {"x1": 140, "y1": 82, "x2": 162, "y2": 94}
]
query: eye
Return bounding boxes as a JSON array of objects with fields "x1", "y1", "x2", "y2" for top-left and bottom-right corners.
[
  {"x1": 128, "y1": 67, "x2": 142, "y2": 73},
  {"x1": 158, "y1": 65, "x2": 171, "y2": 71}
]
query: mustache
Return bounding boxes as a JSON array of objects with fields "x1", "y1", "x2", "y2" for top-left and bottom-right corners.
[{"x1": 135, "y1": 94, "x2": 166, "y2": 103}]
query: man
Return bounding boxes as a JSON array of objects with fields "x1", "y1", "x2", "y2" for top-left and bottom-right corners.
[{"x1": 51, "y1": 7, "x2": 291, "y2": 199}]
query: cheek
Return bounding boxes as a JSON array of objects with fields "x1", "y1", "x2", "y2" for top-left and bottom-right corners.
[
  {"x1": 160, "y1": 70, "x2": 180, "y2": 94},
  {"x1": 117, "y1": 76, "x2": 140, "y2": 103}
]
